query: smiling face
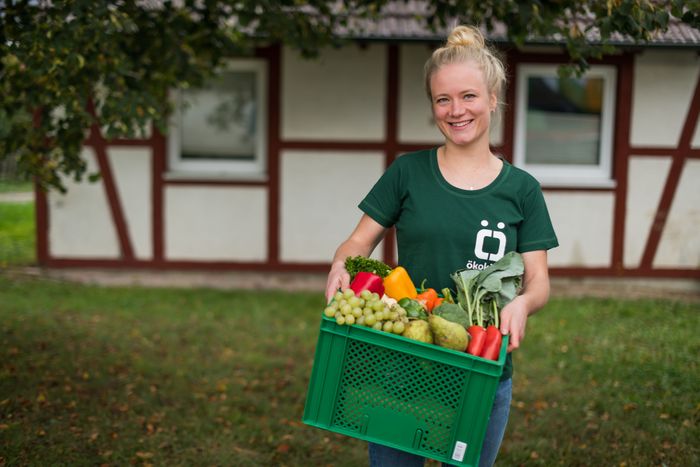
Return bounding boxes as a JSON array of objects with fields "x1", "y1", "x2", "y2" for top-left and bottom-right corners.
[{"x1": 429, "y1": 60, "x2": 497, "y2": 149}]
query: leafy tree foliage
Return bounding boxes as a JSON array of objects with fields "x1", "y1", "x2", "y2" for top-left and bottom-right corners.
[{"x1": 1, "y1": 0, "x2": 698, "y2": 191}]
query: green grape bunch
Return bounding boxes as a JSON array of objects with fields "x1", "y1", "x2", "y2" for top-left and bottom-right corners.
[{"x1": 324, "y1": 288, "x2": 407, "y2": 335}]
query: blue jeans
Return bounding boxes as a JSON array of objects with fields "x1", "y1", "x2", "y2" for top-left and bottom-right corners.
[{"x1": 368, "y1": 378, "x2": 512, "y2": 467}]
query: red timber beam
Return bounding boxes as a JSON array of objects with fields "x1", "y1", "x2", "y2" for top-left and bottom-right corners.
[
  {"x1": 85, "y1": 121, "x2": 135, "y2": 261},
  {"x1": 639, "y1": 73, "x2": 700, "y2": 269}
]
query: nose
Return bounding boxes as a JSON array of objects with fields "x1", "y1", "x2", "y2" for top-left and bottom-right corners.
[{"x1": 449, "y1": 99, "x2": 466, "y2": 117}]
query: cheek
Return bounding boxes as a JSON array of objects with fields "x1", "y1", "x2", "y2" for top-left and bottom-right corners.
[{"x1": 431, "y1": 105, "x2": 447, "y2": 121}]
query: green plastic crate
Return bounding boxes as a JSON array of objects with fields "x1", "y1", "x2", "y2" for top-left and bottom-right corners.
[{"x1": 303, "y1": 316, "x2": 509, "y2": 466}]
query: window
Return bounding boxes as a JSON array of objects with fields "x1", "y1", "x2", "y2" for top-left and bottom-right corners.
[
  {"x1": 168, "y1": 59, "x2": 267, "y2": 178},
  {"x1": 514, "y1": 64, "x2": 616, "y2": 187}
]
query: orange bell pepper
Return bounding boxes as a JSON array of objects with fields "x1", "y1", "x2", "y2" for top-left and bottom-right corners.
[
  {"x1": 416, "y1": 287, "x2": 439, "y2": 312},
  {"x1": 383, "y1": 266, "x2": 417, "y2": 301}
]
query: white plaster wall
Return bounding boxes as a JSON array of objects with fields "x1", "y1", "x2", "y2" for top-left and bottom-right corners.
[
  {"x1": 654, "y1": 159, "x2": 700, "y2": 268},
  {"x1": 397, "y1": 44, "x2": 504, "y2": 147},
  {"x1": 544, "y1": 192, "x2": 615, "y2": 267},
  {"x1": 630, "y1": 51, "x2": 700, "y2": 147},
  {"x1": 624, "y1": 156, "x2": 672, "y2": 268},
  {"x1": 280, "y1": 150, "x2": 385, "y2": 262},
  {"x1": 107, "y1": 147, "x2": 153, "y2": 260},
  {"x1": 281, "y1": 45, "x2": 386, "y2": 141},
  {"x1": 164, "y1": 186, "x2": 267, "y2": 261},
  {"x1": 49, "y1": 148, "x2": 120, "y2": 258},
  {"x1": 398, "y1": 44, "x2": 441, "y2": 144}
]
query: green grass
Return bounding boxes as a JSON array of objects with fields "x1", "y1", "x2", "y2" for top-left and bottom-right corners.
[
  {"x1": 0, "y1": 202, "x2": 36, "y2": 267},
  {"x1": 0, "y1": 275, "x2": 698, "y2": 466}
]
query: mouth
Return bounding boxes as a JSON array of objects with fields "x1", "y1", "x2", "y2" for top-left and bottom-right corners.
[{"x1": 449, "y1": 119, "x2": 473, "y2": 128}]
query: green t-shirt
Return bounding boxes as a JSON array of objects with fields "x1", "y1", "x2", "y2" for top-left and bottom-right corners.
[{"x1": 358, "y1": 148, "x2": 559, "y2": 380}]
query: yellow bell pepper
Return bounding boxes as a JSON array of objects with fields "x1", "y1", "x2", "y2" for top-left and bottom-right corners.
[{"x1": 383, "y1": 266, "x2": 417, "y2": 301}]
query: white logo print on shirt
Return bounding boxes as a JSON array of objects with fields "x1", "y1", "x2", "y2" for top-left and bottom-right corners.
[{"x1": 474, "y1": 220, "x2": 506, "y2": 261}]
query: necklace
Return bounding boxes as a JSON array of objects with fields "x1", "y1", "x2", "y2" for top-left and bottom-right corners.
[{"x1": 441, "y1": 146, "x2": 492, "y2": 190}]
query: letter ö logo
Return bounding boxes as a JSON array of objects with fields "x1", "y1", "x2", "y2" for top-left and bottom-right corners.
[{"x1": 474, "y1": 220, "x2": 506, "y2": 261}]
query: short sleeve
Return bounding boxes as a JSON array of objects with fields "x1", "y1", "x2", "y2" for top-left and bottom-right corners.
[
  {"x1": 517, "y1": 183, "x2": 559, "y2": 253},
  {"x1": 358, "y1": 158, "x2": 404, "y2": 228}
]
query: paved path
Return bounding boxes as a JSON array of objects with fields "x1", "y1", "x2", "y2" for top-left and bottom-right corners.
[
  {"x1": 6, "y1": 267, "x2": 700, "y2": 302},
  {"x1": 0, "y1": 191, "x2": 34, "y2": 203}
]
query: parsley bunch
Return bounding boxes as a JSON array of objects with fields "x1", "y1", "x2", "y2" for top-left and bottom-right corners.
[{"x1": 344, "y1": 256, "x2": 392, "y2": 282}]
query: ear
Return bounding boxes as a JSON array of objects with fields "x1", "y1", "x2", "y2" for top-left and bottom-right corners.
[{"x1": 489, "y1": 92, "x2": 498, "y2": 112}]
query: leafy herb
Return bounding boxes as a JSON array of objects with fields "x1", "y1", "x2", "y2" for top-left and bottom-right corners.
[
  {"x1": 451, "y1": 251, "x2": 524, "y2": 328},
  {"x1": 344, "y1": 256, "x2": 392, "y2": 282}
]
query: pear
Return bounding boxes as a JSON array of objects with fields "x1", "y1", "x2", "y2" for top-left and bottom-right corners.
[
  {"x1": 428, "y1": 315, "x2": 468, "y2": 351},
  {"x1": 401, "y1": 319, "x2": 433, "y2": 344}
]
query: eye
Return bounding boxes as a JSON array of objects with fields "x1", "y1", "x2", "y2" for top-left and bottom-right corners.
[
  {"x1": 463, "y1": 93, "x2": 477, "y2": 100},
  {"x1": 434, "y1": 97, "x2": 449, "y2": 105}
]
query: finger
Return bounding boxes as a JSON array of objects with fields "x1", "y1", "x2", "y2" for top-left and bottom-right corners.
[
  {"x1": 499, "y1": 312, "x2": 511, "y2": 336},
  {"x1": 325, "y1": 288, "x2": 334, "y2": 304},
  {"x1": 508, "y1": 324, "x2": 520, "y2": 349},
  {"x1": 326, "y1": 273, "x2": 349, "y2": 303},
  {"x1": 339, "y1": 272, "x2": 351, "y2": 291}
]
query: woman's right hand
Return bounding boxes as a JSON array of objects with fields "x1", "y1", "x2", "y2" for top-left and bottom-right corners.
[
  {"x1": 325, "y1": 260, "x2": 351, "y2": 303},
  {"x1": 324, "y1": 214, "x2": 388, "y2": 303}
]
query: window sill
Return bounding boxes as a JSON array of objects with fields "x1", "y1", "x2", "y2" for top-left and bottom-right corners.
[
  {"x1": 539, "y1": 177, "x2": 617, "y2": 190},
  {"x1": 164, "y1": 171, "x2": 268, "y2": 183}
]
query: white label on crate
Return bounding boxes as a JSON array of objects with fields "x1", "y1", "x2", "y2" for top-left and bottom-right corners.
[{"x1": 451, "y1": 441, "x2": 467, "y2": 462}]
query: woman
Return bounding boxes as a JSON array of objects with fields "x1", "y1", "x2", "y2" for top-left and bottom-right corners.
[{"x1": 325, "y1": 25, "x2": 558, "y2": 467}]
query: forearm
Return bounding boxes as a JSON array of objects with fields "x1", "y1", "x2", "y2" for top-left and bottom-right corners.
[
  {"x1": 517, "y1": 271, "x2": 550, "y2": 316},
  {"x1": 330, "y1": 238, "x2": 374, "y2": 269}
]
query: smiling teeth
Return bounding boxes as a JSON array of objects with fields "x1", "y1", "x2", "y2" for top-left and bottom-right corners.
[{"x1": 451, "y1": 121, "x2": 470, "y2": 127}]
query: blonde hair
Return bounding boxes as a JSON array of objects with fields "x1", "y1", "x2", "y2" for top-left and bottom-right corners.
[{"x1": 424, "y1": 25, "x2": 506, "y2": 102}]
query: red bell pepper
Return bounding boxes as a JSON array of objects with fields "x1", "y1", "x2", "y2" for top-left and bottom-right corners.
[
  {"x1": 466, "y1": 325, "x2": 486, "y2": 356},
  {"x1": 349, "y1": 271, "x2": 385, "y2": 297},
  {"x1": 479, "y1": 325, "x2": 502, "y2": 361}
]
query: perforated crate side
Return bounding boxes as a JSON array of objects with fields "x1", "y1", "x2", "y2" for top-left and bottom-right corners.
[{"x1": 303, "y1": 317, "x2": 507, "y2": 467}]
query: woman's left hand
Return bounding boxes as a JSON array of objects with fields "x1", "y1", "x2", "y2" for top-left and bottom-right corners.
[
  {"x1": 498, "y1": 249, "x2": 551, "y2": 352},
  {"x1": 499, "y1": 295, "x2": 529, "y2": 352}
]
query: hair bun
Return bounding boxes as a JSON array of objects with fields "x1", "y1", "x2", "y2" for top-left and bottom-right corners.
[{"x1": 446, "y1": 25, "x2": 486, "y2": 49}]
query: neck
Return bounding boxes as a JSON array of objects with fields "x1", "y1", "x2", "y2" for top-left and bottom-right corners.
[{"x1": 442, "y1": 141, "x2": 495, "y2": 168}]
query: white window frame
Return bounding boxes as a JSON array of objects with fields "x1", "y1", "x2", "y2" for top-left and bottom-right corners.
[
  {"x1": 514, "y1": 64, "x2": 617, "y2": 188},
  {"x1": 167, "y1": 59, "x2": 267, "y2": 179}
]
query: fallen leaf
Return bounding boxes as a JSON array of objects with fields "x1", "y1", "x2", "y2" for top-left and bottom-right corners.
[
  {"x1": 529, "y1": 451, "x2": 539, "y2": 459},
  {"x1": 533, "y1": 400, "x2": 548, "y2": 411},
  {"x1": 623, "y1": 403, "x2": 637, "y2": 412},
  {"x1": 276, "y1": 444, "x2": 291, "y2": 453},
  {"x1": 659, "y1": 413, "x2": 670, "y2": 419},
  {"x1": 135, "y1": 451, "x2": 153, "y2": 459}
]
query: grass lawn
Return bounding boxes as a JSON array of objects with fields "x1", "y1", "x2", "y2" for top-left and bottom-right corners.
[
  {"x1": 0, "y1": 202, "x2": 36, "y2": 267},
  {"x1": 1, "y1": 275, "x2": 698, "y2": 466}
]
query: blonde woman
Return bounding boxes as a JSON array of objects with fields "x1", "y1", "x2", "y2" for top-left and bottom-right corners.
[{"x1": 326, "y1": 25, "x2": 558, "y2": 466}]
